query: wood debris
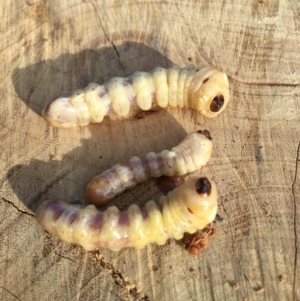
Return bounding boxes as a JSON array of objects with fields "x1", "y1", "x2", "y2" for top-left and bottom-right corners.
[{"x1": 181, "y1": 224, "x2": 216, "y2": 255}]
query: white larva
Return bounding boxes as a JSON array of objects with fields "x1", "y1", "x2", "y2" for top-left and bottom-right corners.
[
  {"x1": 85, "y1": 130, "x2": 213, "y2": 206},
  {"x1": 42, "y1": 65, "x2": 229, "y2": 128},
  {"x1": 36, "y1": 177, "x2": 218, "y2": 251}
]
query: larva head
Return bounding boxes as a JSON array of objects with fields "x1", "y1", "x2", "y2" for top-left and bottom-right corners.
[
  {"x1": 170, "y1": 177, "x2": 218, "y2": 229},
  {"x1": 190, "y1": 68, "x2": 229, "y2": 118},
  {"x1": 195, "y1": 177, "x2": 212, "y2": 196},
  {"x1": 42, "y1": 94, "x2": 80, "y2": 128}
]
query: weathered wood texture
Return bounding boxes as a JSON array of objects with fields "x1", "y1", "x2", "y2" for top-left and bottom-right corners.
[{"x1": 1, "y1": 0, "x2": 300, "y2": 300}]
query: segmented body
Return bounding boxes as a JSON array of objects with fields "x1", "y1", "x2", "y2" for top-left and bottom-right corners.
[
  {"x1": 85, "y1": 130, "x2": 213, "y2": 206},
  {"x1": 36, "y1": 177, "x2": 218, "y2": 251},
  {"x1": 42, "y1": 65, "x2": 229, "y2": 128}
]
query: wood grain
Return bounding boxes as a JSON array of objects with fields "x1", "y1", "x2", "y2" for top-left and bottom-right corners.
[{"x1": 1, "y1": 0, "x2": 300, "y2": 300}]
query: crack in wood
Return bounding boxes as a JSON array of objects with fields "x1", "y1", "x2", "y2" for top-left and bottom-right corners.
[
  {"x1": 53, "y1": 251, "x2": 75, "y2": 263},
  {"x1": 1, "y1": 197, "x2": 35, "y2": 218},
  {"x1": 292, "y1": 140, "x2": 300, "y2": 299},
  {"x1": 31, "y1": 168, "x2": 74, "y2": 205},
  {"x1": 90, "y1": 2, "x2": 126, "y2": 76},
  {"x1": 111, "y1": 41, "x2": 126, "y2": 76},
  {"x1": 0, "y1": 286, "x2": 22, "y2": 301},
  {"x1": 92, "y1": 253, "x2": 150, "y2": 301}
]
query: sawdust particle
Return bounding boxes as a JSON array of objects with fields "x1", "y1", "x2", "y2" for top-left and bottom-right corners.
[{"x1": 279, "y1": 275, "x2": 285, "y2": 283}]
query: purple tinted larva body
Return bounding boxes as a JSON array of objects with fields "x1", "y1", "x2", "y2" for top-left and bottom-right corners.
[
  {"x1": 36, "y1": 177, "x2": 218, "y2": 251},
  {"x1": 85, "y1": 130, "x2": 213, "y2": 206},
  {"x1": 42, "y1": 65, "x2": 229, "y2": 128}
]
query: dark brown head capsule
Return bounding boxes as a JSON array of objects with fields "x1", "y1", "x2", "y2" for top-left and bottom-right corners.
[
  {"x1": 210, "y1": 95, "x2": 224, "y2": 112},
  {"x1": 197, "y1": 129, "x2": 212, "y2": 140},
  {"x1": 195, "y1": 177, "x2": 211, "y2": 196}
]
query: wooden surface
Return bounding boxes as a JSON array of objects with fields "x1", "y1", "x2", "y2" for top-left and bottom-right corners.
[{"x1": 1, "y1": 0, "x2": 300, "y2": 300}]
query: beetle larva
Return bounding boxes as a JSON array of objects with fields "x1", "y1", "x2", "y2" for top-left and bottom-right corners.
[
  {"x1": 42, "y1": 65, "x2": 229, "y2": 127},
  {"x1": 85, "y1": 130, "x2": 213, "y2": 206},
  {"x1": 36, "y1": 177, "x2": 218, "y2": 251}
]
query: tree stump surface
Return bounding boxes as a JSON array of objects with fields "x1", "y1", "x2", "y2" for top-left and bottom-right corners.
[{"x1": 1, "y1": 1, "x2": 300, "y2": 300}]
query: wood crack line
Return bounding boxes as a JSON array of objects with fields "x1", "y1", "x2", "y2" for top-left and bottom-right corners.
[
  {"x1": 292, "y1": 140, "x2": 300, "y2": 298},
  {"x1": 93, "y1": 253, "x2": 150, "y2": 301},
  {"x1": 1, "y1": 197, "x2": 34, "y2": 218},
  {"x1": 90, "y1": 2, "x2": 126, "y2": 76},
  {"x1": 0, "y1": 286, "x2": 22, "y2": 301},
  {"x1": 53, "y1": 251, "x2": 75, "y2": 263}
]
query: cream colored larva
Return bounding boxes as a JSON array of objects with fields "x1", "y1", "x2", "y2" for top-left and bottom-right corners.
[
  {"x1": 36, "y1": 177, "x2": 218, "y2": 251},
  {"x1": 42, "y1": 65, "x2": 229, "y2": 127},
  {"x1": 85, "y1": 130, "x2": 213, "y2": 206}
]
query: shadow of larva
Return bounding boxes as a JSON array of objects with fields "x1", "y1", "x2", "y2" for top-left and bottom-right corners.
[{"x1": 12, "y1": 41, "x2": 174, "y2": 118}]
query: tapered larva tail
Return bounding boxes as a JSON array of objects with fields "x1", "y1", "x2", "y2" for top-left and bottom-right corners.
[
  {"x1": 36, "y1": 177, "x2": 218, "y2": 251},
  {"x1": 42, "y1": 65, "x2": 229, "y2": 128},
  {"x1": 85, "y1": 130, "x2": 213, "y2": 206}
]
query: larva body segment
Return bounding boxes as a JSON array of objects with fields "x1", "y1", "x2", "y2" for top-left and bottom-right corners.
[
  {"x1": 42, "y1": 65, "x2": 229, "y2": 128},
  {"x1": 85, "y1": 130, "x2": 213, "y2": 206},
  {"x1": 36, "y1": 177, "x2": 218, "y2": 251}
]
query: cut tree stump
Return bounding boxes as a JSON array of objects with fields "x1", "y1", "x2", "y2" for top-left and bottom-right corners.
[{"x1": 1, "y1": 0, "x2": 300, "y2": 300}]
